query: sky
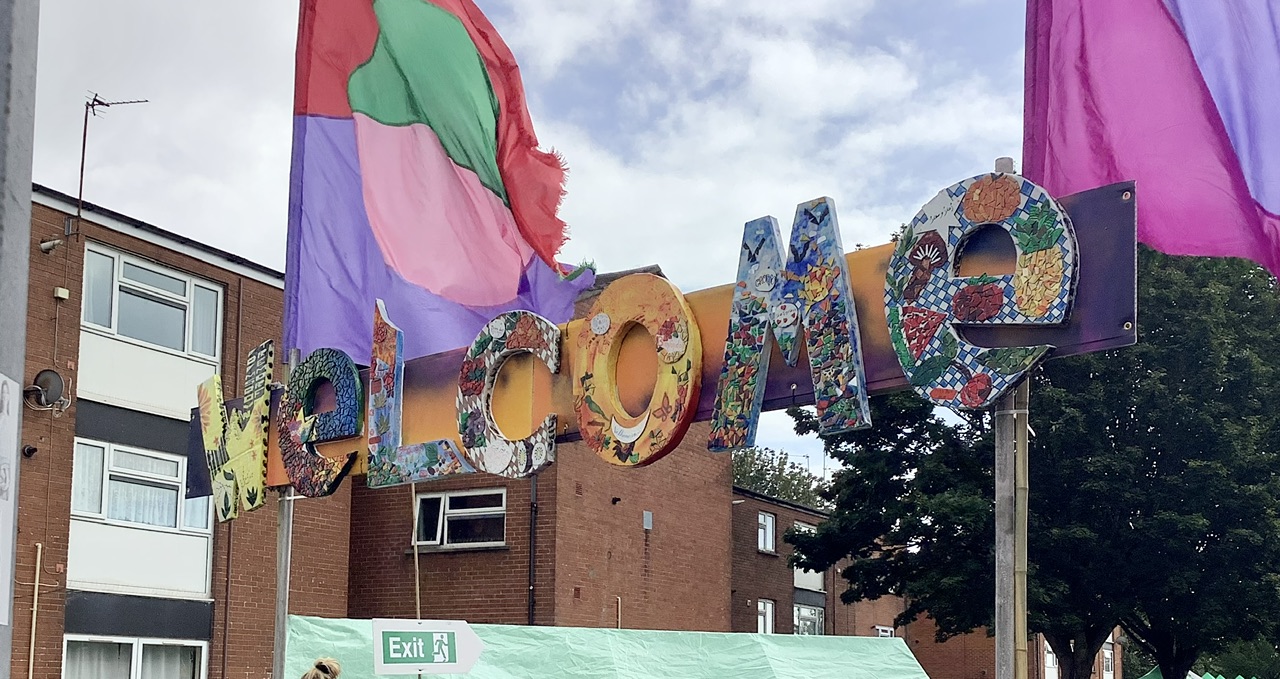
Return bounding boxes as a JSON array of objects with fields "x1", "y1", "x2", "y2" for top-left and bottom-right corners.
[{"x1": 31, "y1": 0, "x2": 1026, "y2": 477}]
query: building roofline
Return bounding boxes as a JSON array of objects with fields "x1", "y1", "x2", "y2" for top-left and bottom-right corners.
[
  {"x1": 732, "y1": 485, "x2": 830, "y2": 518},
  {"x1": 32, "y1": 183, "x2": 286, "y2": 287}
]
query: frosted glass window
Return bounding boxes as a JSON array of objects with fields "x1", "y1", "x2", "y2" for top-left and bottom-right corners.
[
  {"x1": 72, "y1": 443, "x2": 105, "y2": 514},
  {"x1": 83, "y1": 250, "x2": 115, "y2": 328},
  {"x1": 118, "y1": 288, "x2": 186, "y2": 351},
  {"x1": 183, "y1": 496, "x2": 210, "y2": 531},
  {"x1": 191, "y1": 286, "x2": 218, "y2": 356}
]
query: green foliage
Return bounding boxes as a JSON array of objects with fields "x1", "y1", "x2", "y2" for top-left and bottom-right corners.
[
  {"x1": 788, "y1": 248, "x2": 1280, "y2": 679},
  {"x1": 731, "y1": 446, "x2": 828, "y2": 511},
  {"x1": 1195, "y1": 639, "x2": 1280, "y2": 679}
]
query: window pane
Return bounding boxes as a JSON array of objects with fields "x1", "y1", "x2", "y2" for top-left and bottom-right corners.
[
  {"x1": 108, "y1": 478, "x2": 178, "y2": 528},
  {"x1": 83, "y1": 250, "x2": 115, "y2": 328},
  {"x1": 142, "y1": 644, "x2": 200, "y2": 679},
  {"x1": 417, "y1": 497, "x2": 442, "y2": 543},
  {"x1": 757, "y1": 512, "x2": 774, "y2": 551},
  {"x1": 192, "y1": 286, "x2": 219, "y2": 356},
  {"x1": 448, "y1": 492, "x2": 503, "y2": 511},
  {"x1": 757, "y1": 600, "x2": 774, "y2": 634},
  {"x1": 445, "y1": 515, "x2": 504, "y2": 545},
  {"x1": 114, "y1": 450, "x2": 180, "y2": 478},
  {"x1": 183, "y1": 495, "x2": 211, "y2": 531},
  {"x1": 65, "y1": 640, "x2": 132, "y2": 679},
  {"x1": 118, "y1": 288, "x2": 186, "y2": 351},
  {"x1": 123, "y1": 261, "x2": 187, "y2": 296},
  {"x1": 72, "y1": 443, "x2": 105, "y2": 514}
]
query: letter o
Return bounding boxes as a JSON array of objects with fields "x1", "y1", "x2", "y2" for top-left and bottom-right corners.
[{"x1": 574, "y1": 273, "x2": 702, "y2": 466}]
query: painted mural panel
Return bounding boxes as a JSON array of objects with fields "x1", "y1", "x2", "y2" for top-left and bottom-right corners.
[{"x1": 196, "y1": 340, "x2": 273, "y2": 522}]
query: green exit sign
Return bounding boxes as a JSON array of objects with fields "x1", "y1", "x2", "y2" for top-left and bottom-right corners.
[
  {"x1": 372, "y1": 620, "x2": 484, "y2": 675},
  {"x1": 381, "y1": 630, "x2": 456, "y2": 665}
]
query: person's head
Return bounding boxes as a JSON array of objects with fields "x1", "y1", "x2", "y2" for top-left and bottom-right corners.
[{"x1": 301, "y1": 658, "x2": 341, "y2": 679}]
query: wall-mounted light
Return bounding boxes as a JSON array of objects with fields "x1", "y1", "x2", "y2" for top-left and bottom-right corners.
[{"x1": 39, "y1": 239, "x2": 63, "y2": 254}]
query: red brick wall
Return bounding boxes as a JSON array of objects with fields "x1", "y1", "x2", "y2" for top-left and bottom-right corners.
[
  {"x1": 347, "y1": 471, "x2": 557, "y2": 626},
  {"x1": 12, "y1": 200, "x2": 350, "y2": 679},
  {"x1": 552, "y1": 421, "x2": 733, "y2": 631},
  {"x1": 905, "y1": 617, "x2": 996, "y2": 679},
  {"x1": 730, "y1": 491, "x2": 903, "y2": 637}
]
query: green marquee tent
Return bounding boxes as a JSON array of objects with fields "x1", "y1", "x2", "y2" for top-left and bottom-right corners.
[{"x1": 287, "y1": 615, "x2": 933, "y2": 679}]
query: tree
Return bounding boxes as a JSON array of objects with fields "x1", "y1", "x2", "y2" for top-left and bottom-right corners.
[
  {"x1": 731, "y1": 446, "x2": 827, "y2": 510},
  {"x1": 789, "y1": 249, "x2": 1280, "y2": 679}
]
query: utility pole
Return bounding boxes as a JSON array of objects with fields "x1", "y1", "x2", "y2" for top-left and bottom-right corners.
[
  {"x1": 993, "y1": 155, "x2": 1032, "y2": 679},
  {"x1": 0, "y1": 1, "x2": 41, "y2": 677}
]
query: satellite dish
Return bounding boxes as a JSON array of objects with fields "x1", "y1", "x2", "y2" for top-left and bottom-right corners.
[{"x1": 25, "y1": 369, "x2": 66, "y2": 408}]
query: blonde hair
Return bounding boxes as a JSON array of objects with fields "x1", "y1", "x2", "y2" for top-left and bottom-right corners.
[{"x1": 301, "y1": 657, "x2": 341, "y2": 679}]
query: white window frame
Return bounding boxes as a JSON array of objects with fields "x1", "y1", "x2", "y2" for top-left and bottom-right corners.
[
  {"x1": 1045, "y1": 647, "x2": 1057, "y2": 667},
  {"x1": 414, "y1": 488, "x2": 507, "y2": 549},
  {"x1": 875, "y1": 625, "x2": 895, "y2": 638},
  {"x1": 82, "y1": 242, "x2": 224, "y2": 362},
  {"x1": 62, "y1": 634, "x2": 209, "y2": 679},
  {"x1": 757, "y1": 599, "x2": 775, "y2": 634},
  {"x1": 757, "y1": 511, "x2": 775, "y2": 553},
  {"x1": 1102, "y1": 641, "x2": 1114, "y2": 676},
  {"x1": 70, "y1": 438, "x2": 212, "y2": 536},
  {"x1": 793, "y1": 604, "x2": 825, "y2": 636}
]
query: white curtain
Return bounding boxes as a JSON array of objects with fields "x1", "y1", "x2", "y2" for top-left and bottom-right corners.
[
  {"x1": 72, "y1": 444, "x2": 105, "y2": 514},
  {"x1": 108, "y1": 478, "x2": 178, "y2": 528},
  {"x1": 65, "y1": 641, "x2": 131, "y2": 679},
  {"x1": 141, "y1": 644, "x2": 199, "y2": 679}
]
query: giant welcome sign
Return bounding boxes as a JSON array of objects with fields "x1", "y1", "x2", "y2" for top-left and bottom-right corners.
[{"x1": 194, "y1": 174, "x2": 1136, "y2": 520}]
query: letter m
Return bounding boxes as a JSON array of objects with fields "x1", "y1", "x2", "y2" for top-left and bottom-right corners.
[{"x1": 708, "y1": 198, "x2": 871, "y2": 452}]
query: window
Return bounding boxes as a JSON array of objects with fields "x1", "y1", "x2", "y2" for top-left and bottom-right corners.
[
  {"x1": 82, "y1": 244, "x2": 222, "y2": 360},
  {"x1": 875, "y1": 625, "x2": 895, "y2": 638},
  {"x1": 64, "y1": 636, "x2": 205, "y2": 679},
  {"x1": 71, "y1": 439, "x2": 210, "y2": 533},
  {"x1": 757, "y1": 512, "x2": 775, "y2": 552},
  {"x1": 1103, "y1": 641, "x2": 1114, "y2": 677},
  {"x1": 1045, "y1": 648, "x2": 1057, "y2": 667},
  {"x1": 415, "y1": 489, "x2": 506, "y2": 548},
  {"x1": 792, "y1": 522, "x2": 825, "y2": 591},
  {"x1": 794, "y1": 604, "x2": 825, "y2": 635},
  {"x1": 757, "y1": 599, "x2": 774, "y2": 634}
]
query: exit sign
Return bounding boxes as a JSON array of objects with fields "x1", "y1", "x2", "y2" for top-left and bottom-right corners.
[{"x1": 371, "y1": 619, "x2": 484, "y2": 675}]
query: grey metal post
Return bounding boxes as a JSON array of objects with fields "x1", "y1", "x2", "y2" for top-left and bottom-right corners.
[
  {"x1": 993, "y1": 156, "x2": 1030, "y2": 679},
  {"x1": 273, "y1": 349, "x2": 300, "y2": 679},
  {"x1": 0, "y1": 1, "x2": 40, "y2": 676}
]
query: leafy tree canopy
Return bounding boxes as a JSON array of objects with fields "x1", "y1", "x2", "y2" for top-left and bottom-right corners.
[
  {"x1": 788, "y1": 249, "x2": 1280, "y2": 679},
  {"x1": 731, "y1": 446, "x2": 828, "y2": 510}
]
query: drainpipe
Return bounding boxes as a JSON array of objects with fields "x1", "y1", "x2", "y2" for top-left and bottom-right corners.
[
  {"x1": 527, "y1": 476, "x2": 537, "y2": 625},
  {"x1": 27, "y1": 542, "x2": 41, "y2": 679},
  {"x1": 616, "y1": 596, "x2": 622, "y2": 629}
]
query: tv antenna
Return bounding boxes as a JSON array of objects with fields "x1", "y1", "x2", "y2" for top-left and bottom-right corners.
[{"x1": 70, "y1": 92, "x2": 148, "y2": 236}]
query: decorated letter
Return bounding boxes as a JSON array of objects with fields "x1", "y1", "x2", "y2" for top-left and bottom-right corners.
[
  {"x1": 456, "y1": 311, "x2": 562, "y2": 478},
  {"x1": 278, "y1": 348, "x2": 363, "y2": 497},
  {"x1": 368, "y1": 300, "x2": 475, "y2": 487},
  {"x1": 709, "y1": 198, "x2": 872, "y2": 451},
  {"x1": 885, "y1": 173, "x2": 1078, "y2": 408},
  {"x1": 575, "y1": 274, "x2": 702, "y2": 466},
  {"x1": 196, "y1": 340, "x2": 274, "y2": 522}
]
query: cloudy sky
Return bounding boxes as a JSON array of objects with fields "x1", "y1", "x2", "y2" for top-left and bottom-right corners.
[{"x1": 32, "y1": 0, "x2": 1025, "y2": 475}]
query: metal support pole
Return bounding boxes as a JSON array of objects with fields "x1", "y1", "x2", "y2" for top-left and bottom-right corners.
[
  {"x1": 272, "y1": 349, "x2": 300, "y2": 679},
  {"x1": 0, "y1": 1, "x2": 39, "y2": 676},
  {"x1": 992, "y1": 156, "x2": 1030, "y2": 679}
]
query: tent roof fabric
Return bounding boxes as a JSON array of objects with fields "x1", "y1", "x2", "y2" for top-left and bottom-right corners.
[{"x1": 287, "y1": 615, "x2": 933, "y2": 679}]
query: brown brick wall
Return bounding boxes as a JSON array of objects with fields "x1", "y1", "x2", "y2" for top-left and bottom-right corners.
[
  {"x1": 552, "y1": 421, "x2": 733, "y2": 632},
  {"x1": 730, "y1": 491, "x2": 903, "y2": 637},
  {"x1": 12, "y1": 199, "x2": 352, "y2": 679},
  {"x1": 347, "y1": 471, "x2": 556, "y2": 625}
]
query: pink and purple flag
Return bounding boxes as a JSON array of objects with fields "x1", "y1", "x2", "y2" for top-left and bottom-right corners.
[
  {"x1": 285, "y1": 0, "x2": 594, "y2": 361},
  {"x1": 1023, "y1": 0, "x2": 1280, "y2": 276}
]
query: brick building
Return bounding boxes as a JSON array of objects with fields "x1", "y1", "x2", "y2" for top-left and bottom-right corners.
[{"x1": 9, "y1": 188, "x2": 1123, "y2": 679}]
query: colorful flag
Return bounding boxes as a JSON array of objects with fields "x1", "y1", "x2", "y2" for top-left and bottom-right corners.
[
  {"x1": 1023, "y1": 0, "x2": 1280, "y2": 276},
  {"x1": 286, "y1": 0, "x2": 594, "y2": 361}
]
